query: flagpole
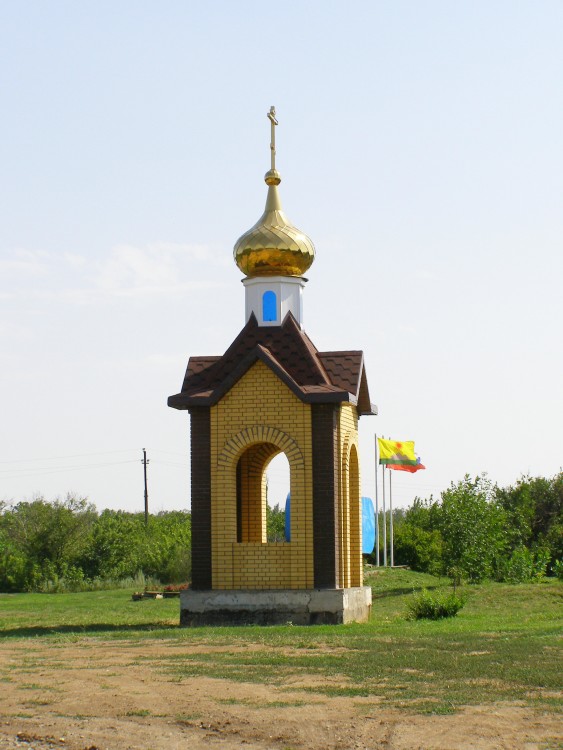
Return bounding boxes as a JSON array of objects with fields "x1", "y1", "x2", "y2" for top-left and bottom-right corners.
[
  {"x1": 374, "y1": 434, "x2": 380, "y2": 566},
  {"x1": 389, "y1": 467, "x2": 394, "y2": 567},
  {"x1": 382, "y1": 457, "x2": 387, "y2": 567}
]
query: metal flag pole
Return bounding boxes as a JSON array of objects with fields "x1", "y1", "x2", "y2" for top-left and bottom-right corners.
[
  {"x1": 382, "y1": 455, "x2": 387, "y2": 567},
  {"x1": 374, "y1": 434, "x2": 380, "y2": 566},
  {"x1": 389, "y1": 466, "x2": 394, "y2": 567}
]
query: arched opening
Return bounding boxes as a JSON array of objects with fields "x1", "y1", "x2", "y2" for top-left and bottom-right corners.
[
  {"x1": 264, "y1": 452, "x2": 290, "y2": 542},
  {"x1": 235, "y1": 443, "x2": 290, "y2": 544},
  {"x1": 216, "y1": 427, "x2": 309, "y2": 590},
  {"x1": 339, "y1": 441, "x2": 361, "y2": 588},
  {"x1": 262, "y1": 290, "x2": 277, "y2": 322}
]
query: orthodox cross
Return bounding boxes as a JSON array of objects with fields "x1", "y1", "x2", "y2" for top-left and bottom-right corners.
[{"x1": 267, "y1": 106, "x2": 278, "y2": 171}]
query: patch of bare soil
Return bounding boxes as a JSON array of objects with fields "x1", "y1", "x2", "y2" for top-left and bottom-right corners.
[{"x1": 0, "y1": 640, "x2": 560, "y2": 750}]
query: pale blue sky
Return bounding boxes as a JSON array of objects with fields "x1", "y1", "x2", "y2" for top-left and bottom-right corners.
[{"x1": 1, "y1": 1, "x2": 562, "y2": 512}]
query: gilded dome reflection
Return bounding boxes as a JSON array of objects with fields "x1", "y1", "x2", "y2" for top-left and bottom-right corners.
[{"x1": 234, "y1": 171, "x2": 315, "y2": 277}]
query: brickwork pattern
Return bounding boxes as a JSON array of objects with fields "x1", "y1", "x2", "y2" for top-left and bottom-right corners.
[
  {"x1": 338, "y1": 403, "x2": 363, "y2": 587},
  {"x1": 210, "y1": 360, "x2": 313, "y2": 590}
]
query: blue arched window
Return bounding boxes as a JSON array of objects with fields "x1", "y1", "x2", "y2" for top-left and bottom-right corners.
[{"x1": 262, "y1": 291, "x2": 277, "y2": 322}]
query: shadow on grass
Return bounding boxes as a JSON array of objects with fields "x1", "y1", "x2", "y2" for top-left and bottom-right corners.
[
  {"x1": 373, "y1": 584, "x2": 441, "y2": 599},
  {"x1": 0, "y1": 622, "x2": 180, "y2": 638}
]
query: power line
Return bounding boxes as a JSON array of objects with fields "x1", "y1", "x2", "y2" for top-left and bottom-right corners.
[
  {"x1": 0, "y1": 449, "x2": 138, "y2": 464},
  {"x1": 151, "y1": 460, "x2": 189, "y2": 469},
  {"x1": 0, "y1": 460, "x2": 138, "y2": 479},
  {"x1": 150, "y1": 449, "x2": 188, "y2": 458}
]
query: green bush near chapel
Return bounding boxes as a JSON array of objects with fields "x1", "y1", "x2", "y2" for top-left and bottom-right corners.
[{"x1": 405, "y1": 588, "x2": 467, "y2": 620}]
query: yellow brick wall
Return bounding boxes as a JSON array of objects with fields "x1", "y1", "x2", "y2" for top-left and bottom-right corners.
[
  {"x1": 337, "y1": 403, "x2": 362, "y2": 588},
  {"x1": 210, "y1": 360, "x2": 313, "y2": 590}
]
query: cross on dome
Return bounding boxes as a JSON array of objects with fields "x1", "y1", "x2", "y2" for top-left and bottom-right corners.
[
  {"x1": 233, "y1": 106, "x2": 315, "y2": 278},
  {"x1": 267, "y1": 105, "x2": 278, "y2": 173}
]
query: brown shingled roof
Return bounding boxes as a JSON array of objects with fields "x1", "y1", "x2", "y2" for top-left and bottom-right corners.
[
  {"x1": 318, "y1": 352, "x2": 363, "y2": 394},
  {"x1": 168, "y1": 313, "x2": 376, "y2": 415}
]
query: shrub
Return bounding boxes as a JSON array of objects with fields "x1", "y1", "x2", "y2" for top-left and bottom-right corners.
[
  {"x1": 503, "y1": 545, "x2": 535, "y2": 583},
  {"x1": 498, "y1": 545, "x2": 551, "y2": 583},
  {"x1": 393, "y1": 525, "x2": 443, "y2": 575},
  {"x1": 406, "y1": 588, "x2": 466, "y2": 620},
  {"x1": 439, "y1": 475, "x2": 508, "y2": 583},
  {"x1": 159, "y1": 546, "x2": 191, "y2": 584}
]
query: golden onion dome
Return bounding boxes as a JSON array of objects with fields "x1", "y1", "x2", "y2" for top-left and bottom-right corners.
[{"x1": 233, "y1": 108, "x2": 315, "y2": 277}]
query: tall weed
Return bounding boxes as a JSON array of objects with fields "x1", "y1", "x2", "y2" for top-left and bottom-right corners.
[{"x1": 37, "y1": 571, "x2": 161, "y2": 594}]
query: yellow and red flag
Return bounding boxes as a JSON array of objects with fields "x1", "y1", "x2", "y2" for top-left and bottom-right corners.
[
  {"x1": 388, "y1": 456, "x2": 426, "y2": 473},
  {"x1": 377, "y1": 438, "x2": 417, "y2": 466}
]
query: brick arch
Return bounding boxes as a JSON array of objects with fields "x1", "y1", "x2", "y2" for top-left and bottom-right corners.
[
  {"x1": 218, "y1": 425, "x2": 304, "y2": 469},
  {"x1": 339, "y1": 432, "x2": 361, "y2": 588},
  {"x1": 243, "y1": 442, "x2": 280, "y2": 475},
  {"x1": 347, "y1": 442, "x2": 362, "y2": 587},
  {"x1": 341, "y1": 431, "x2": 360, "y2": 471}
]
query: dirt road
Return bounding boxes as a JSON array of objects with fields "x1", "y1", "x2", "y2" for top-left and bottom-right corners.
[{"x1": 0, "y1": 639, "x2": 560, "y2": 750}]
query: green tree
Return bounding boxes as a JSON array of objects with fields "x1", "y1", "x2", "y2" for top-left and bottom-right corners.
[
  {"x1": 143, "y1": 511, "x2": 192, "y2": 583},
  {"x1": 496, "y1": 472, "x2": 563, "y2": 567},
  {"x1": 1, "y1": 499, "x2": 192, "y2": 591},
  {"x1": 438, "y1": 475, "x2": 508, "y2": 582},
  {"x1": 79, "y1": 510, "x2": 146, "y2": 580},
  {"x1": 267, "y1": 503, "x2": 286, "y2": 542},
  {"x1": 394, "y1": 524, "x2": 443, "y2": 575},
  {"x1": 0, "y1": 502, "x2": 28, "y2": 591},
  {"x1": 0, "y1": 495, "x2": 96, "y2": 590},
  {"x1": 392, "y1": 497, "x2": 443, "y2": 574},
  {"x1": 80, "y1": 510, "x2": 192, "y2": 584}
]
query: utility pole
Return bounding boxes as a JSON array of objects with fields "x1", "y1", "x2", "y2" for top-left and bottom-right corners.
[{"x1": 142, "y1": 448, "x2": 150, "y2": 527}]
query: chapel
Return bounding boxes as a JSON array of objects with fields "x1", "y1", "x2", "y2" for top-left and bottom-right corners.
[{"x1": 169, "y1": 108, "x2": 376, "y2": 624}]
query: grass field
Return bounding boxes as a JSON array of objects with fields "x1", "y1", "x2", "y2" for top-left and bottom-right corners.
[{"x1": 0, "y1": 569, "x2": 561, "y2": 716}]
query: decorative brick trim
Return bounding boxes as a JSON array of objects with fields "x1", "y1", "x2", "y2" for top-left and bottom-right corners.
[
  {"x1": 217, "y1": 426, "x2": 304, "y2": 469},
  {"x1": 341, "y1": 431, "x2": 360, "y2": 470}
]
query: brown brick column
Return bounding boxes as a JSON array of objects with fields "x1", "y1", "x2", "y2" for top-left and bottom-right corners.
[
  {"x1": 311, "y1": 404, "x2": 339, "y2": 588},
  {"x1": 189, "y1": 407, "x2": 212, "y2": 590}
]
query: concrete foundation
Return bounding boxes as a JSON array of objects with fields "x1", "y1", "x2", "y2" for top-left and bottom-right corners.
[{"x1": 180, "y1": 587, "x2": 372, "y2": 626}]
